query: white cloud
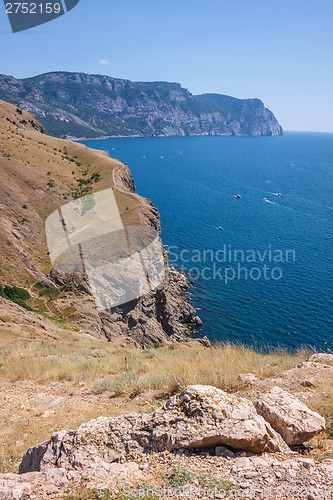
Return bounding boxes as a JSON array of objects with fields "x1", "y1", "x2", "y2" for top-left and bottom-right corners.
[{"x1": 99, "y1": 59, "x2": 109, "y2": 65}]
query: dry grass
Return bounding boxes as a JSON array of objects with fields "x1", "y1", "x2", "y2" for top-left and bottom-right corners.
[
  {"x1": 4, "y1": 329, "x2": 333, "y2": 478},
  {"x1": 0, "y1": 388, "x2": 152, "y2": 475},
  {"x1": 0, "y1": 335, "x2": 308, "y2": 393},
  {"x1": 0, "y1": 328, "x2": 311, "y2": 473},
  {"x1": 308, "y1": 382, "x2": 333, "y2": 439}
]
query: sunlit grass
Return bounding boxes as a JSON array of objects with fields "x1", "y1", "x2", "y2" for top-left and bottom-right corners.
[{"x1": 0, "y1": 336, "x2": 308, "y2": 392}]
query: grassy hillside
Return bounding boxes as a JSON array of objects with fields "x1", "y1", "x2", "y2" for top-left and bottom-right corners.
[{"x1": 0, "y1": 101, "x2": 149, "y2": 319}]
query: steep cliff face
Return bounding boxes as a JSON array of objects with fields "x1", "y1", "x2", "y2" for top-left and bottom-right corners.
[
  {"x1": 0, "y1": 101, "x2": 197, "y2": 347},
  {"x1": 0, "y1": 72, "x2": 283, "y2": 138}
]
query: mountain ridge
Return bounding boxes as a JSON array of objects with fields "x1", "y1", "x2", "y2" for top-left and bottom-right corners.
[{"x1": 0, "y1": 71, "x2": 283, "y2": 139}]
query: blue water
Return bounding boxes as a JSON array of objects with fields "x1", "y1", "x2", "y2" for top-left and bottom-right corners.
[{"x1": 81, "y1": 133, "x2": 333, "y2": 352}]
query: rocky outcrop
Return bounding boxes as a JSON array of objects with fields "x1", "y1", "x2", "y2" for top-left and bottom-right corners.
[
  {"x1": 20, "y1": 385, "x2": 327, "y2": 477},
  {"x1": 49, "y1": 266, "x2": 197, "y2": 348},
  {"x1": 0, "y1": 384, "x2": 327, "y2": 498},
  {"x1": 98, "y1": 267, "x2": 196, "y2": 347},
  {"x1": 255, "y1": 386, "x2": 326, "y2": 445},
  {"x1": 0, "y1": 72, "x2": 283, "y2": 138},
  {"x1": 19, "y1": 385, "x2": 291, "y2": 476}
]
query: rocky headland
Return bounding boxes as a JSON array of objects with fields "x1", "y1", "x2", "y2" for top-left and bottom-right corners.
[{"x1": 0, "y1": 72, "x2": 283, "y2": 139}]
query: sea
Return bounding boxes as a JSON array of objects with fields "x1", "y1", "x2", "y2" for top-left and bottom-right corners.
[{"x1": 80, "y1": 133, "x2": 333, "y2": 352}]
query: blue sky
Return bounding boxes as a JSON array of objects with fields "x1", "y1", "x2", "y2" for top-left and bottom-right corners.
[{"x1": 1, "y1": 0, "x2": 332, "y2": 132}]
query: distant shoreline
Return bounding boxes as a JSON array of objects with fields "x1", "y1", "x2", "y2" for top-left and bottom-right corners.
[{"x1": 72, "y1": 132, "x2": 283, "y2": 142}]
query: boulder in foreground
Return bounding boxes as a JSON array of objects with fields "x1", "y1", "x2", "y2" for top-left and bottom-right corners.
[
  {"x1": 20, "y1": 385, "x2": 289, "y2": 473},
  {"x1": 255, "y1": 386, "x2": 326, "y2": 445}
]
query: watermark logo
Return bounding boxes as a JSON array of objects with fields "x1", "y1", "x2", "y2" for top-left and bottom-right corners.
[
  {"x1": 168, "y1": 244, "x2": 296, "y2": 284},
  {"x1": 45, "y1": 189, "x2": 165, "y2": 310},
  {"x1": 3, "y1": 0, "x2": 80, "y2": 33}
]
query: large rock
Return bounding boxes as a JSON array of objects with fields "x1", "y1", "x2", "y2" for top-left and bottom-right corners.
[
  {"x1": 148, "y1": 385, "x2": 289, "y2": 454},
  {"x1": 20, "y1": 385, "x2": 289, "y2": 473},
  {"x1": 255, "y1": 386, "x2": 325, "y2": 445}
]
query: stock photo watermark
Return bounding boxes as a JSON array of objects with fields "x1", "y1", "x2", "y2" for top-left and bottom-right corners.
[
  {"x1": 168, "y1": 244, "x2": 296, "y2": 284},
  {"x1": 3, "y1": 0, "x2": 80, "y2": 33},
  {"x1": 104, "y1": 482, "x2": 329, "y2": 499},
  {"x1": 46, "y1": 189, "x2": 165, "y2": 311},
  {"x1": 126, "y1": 484, "x2": 234, "y2": 498}
]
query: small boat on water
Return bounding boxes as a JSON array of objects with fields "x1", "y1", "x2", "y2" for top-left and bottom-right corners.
[
  {"x1": 263, "y1": 198, "x2": 270, "y2": 203},
  {"x1": 235, "y1": 194, "x2": 242, "y2": 199},
  {"x1": 216, "y1": 226, "x2": 224, "y2": 231}
]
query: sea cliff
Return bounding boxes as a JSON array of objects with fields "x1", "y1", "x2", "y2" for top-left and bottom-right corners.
[
  {"x1": 0, "y1": 72, "x2": 283, "y2": 139},
  {"x1": 0, "y1": 100, "x2": 197, "y2": 347}
]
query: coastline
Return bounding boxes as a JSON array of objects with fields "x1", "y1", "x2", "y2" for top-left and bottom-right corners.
[{"x1": 71, "y1": 131, "x2": 284, "y2": 142}]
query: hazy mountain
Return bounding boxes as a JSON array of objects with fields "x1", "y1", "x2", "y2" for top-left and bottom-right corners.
[{"x1": 0, "y1": 72, "x2": 283, "y2": 138}]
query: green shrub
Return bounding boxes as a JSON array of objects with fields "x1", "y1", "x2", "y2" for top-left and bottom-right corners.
[
  {"x1": 33, "y1": 282, "x2": 61, "y2": 299},
  {"x1": 0, "y1": 283, "x2": 32, "y2": 311},
  {"x1": 1, "y1": 285, "x2": 30, "y2": 301}
]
